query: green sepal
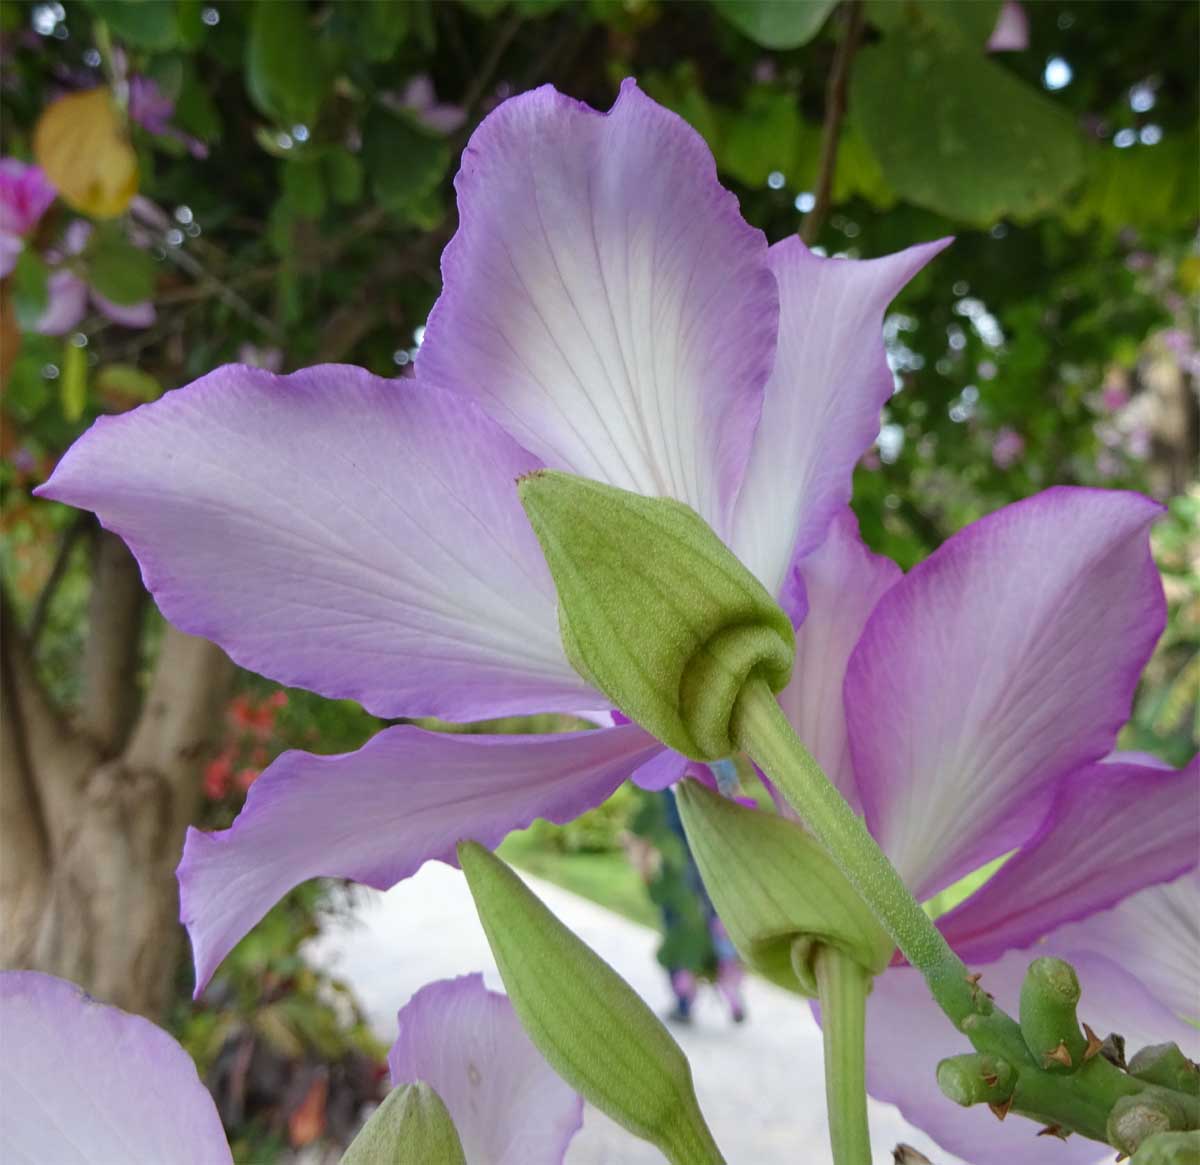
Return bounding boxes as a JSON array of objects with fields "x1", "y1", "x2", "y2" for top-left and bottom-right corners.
[
  {"x1": 517, "y1": 471, "x2": 794, "y2": 760},
  {"x1": 457, "y1": 841, "x2": 724, "y2": 1165},
  {"x1": 674, "y1": 780, "x2": 892, "y2": 994},
  {"x1": 1129, "y1": 1045, "x2": 1200, "y2": 1097},
  {"x1": 1129, "y1": 1131, "x2": 1200, "y2": 1164},
  {"x1": 1019, "y1": 957, "x2": 1087, "y2": 1072},
  {"x1": 340, "y1": 1081, "x2": 466, "y2": 1165}
]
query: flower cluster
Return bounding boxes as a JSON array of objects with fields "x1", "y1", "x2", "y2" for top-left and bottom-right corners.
[{"x1": 36, "y1": 80, "x2": 1198, "y2": 1163}]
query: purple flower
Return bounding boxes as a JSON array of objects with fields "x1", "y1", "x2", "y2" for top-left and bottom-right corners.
[
  {"x1": 37, "y1": 81, "x2": 949, "y2": 994},
  {"x1": 0, "y1": 157, "x2": 56, "y2": 276},
  {"x1": 34, "y1": 218, "x2": 156, "y2": 335},
  {"x1": 0, "y1": 971, "x2": 233, "y2": 1163},
  {"x1": 397, "y1": 74, "x2": 467, "y2": 135},
  {"x1": 990, "y1": 425, "x2": 1024, "y2": 469},
  {"x1": 772, "y1": 506, "x2": 1197, "y2": 1163},
  {"x1": 128, "y1": 75, "x2": 209, "y2": 159},
  {"x1": 986, "y1": 1, "x2": 1029, "y2": 53},
  {"x1": 389, "y1": 974, "x2": 583, "y2": 1163}
]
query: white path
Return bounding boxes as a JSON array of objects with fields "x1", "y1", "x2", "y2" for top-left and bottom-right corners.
[{"x1": 305, "y1": 863, "x2": 965, "y2": 1165}]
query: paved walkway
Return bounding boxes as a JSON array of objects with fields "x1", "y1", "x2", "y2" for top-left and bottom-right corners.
[{"x1": 305, "y1": 863, "x2": 962, "y2": 1165}]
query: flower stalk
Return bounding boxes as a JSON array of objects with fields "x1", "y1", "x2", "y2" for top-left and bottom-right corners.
[
  {"x1": 732, "y1": 675, "x2": 978, "y2": 1025},
  {"x1": 733, "y1": 674, "x2": 1200, "y2": 1151},
  {"x1": 811, "y1": 944, "x2": 873, "y2": 1165}
]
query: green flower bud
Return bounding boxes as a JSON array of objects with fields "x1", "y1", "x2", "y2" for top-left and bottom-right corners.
[
  {"x1": 1019, "y1": 957, "x2": 1087, "y2": 1072},
  {"x1": 341, "y1": 1082, "x2": 466, "y2": 1165},
  {"x1": 1109, "y1": 1093, "x2": 1192, "y2": 1157},
  {"x1": 936, "y1": 1053, "x2": 1017, "y2": 1107},
  {"x1": 518, "y1": 471, "x2": 794, "y2": 760},
  {"x1": 1129, "y1": 1131, "x2": 1200, "y2": 1164},
  {"x1": 1129, "y1": 1044, "x2": 1200, "y2": 1097},
  {"x1": 458, "y1": 841, "x2": 724, "y2": 1165},
  {"x1": 674, "y1": 780, "x2": 892, "y2": 994}
]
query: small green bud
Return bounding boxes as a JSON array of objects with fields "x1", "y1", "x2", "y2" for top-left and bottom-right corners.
[
  {"x1": 1109, "y1": 1093, "x2": 1192, "y2": 1156},
  {"x1": 340, "y1": 1082, "x2": 466, "y2": 1165},
  {"x1": 1129, "y1": 1044, "x2": 1200, "y2": 1097},
  {"x1": 935, "y1": 1053, "x2": 1017, "y2": 1107},
  {"x1": 675, "y1": 780, "x2": 891, "y2": 994},
  {"x1": 1019, "y1": 957, "x2": 1087, "y2": 1072},
  {"x1": 1129, "y1": 1131, "x2": 1200, "y2": 1164},
  {"x1": 518, "y1": 471, "x2": 793, "y2": 760},
  {"x1": 458, "y1": 841, "x2": 724, "y2": 1165}
]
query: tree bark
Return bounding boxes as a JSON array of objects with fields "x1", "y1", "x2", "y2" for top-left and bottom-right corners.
[{"x1": 1, "y1": 546, "x2": 233, "y2": 1020}]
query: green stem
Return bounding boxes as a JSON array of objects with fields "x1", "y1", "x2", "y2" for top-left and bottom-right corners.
[
  {"x1": 813, "y1": 944, "x2": 873, "y2": 1165},
  {"x1": 733, "y1": 676, "x2": 977, "y2": 1027}
]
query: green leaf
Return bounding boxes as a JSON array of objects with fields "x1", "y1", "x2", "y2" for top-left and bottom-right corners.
[
  {"x1": 341, "y1": 1083, "x2": 466, "y2": 1165},
  {"x1": 245, "y1": 0, "x2": 325, "y2": 126},
  {"x1": 11, "y1": 251, "x2": 49, "y2": 331},
  {"x1": 282, "y1": 158, "x2": 326, "y2": 219},
  {"x1": 458, "y1": 842, "x2": 724, "y2": 1165},
  {"x1": 716, "y1": 88, "x2": 819, "y2": 187},
  {"x1": 89, "y1": 0, "x2": 178, "y2": 49},
  {"x1": 675, "y1": 781, "x2": 892, "y2": 994},
  {"x1": 362, "y1": 107, "x2": 450, "y2": 214},
  {"x1": 518, "y1": 471, "x2": 794, "y2": 760},
  {"x1": 86, "y1": 230, "x2": 157, "y2": 306},
  {"x1": 868, "y1": 0, "x2": 1003, "y2": 47},
  {"x1": 60, "y1": 341, "x2": 88, "y2": 422},
  {"x1": 95, "y1": 362, "x2": 161, "y2": 401},
  {"x1": 324, "y1": 149, "x2": 364, "y2": 205},
  {"x1": 852, "y1": 29, "x2": 1086, "y2": 223},
  {"x1": 710, "y1": 0, "x2": 838, "y2": 49}
]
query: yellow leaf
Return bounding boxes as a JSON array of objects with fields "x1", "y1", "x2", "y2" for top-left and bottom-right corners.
[{"x1": 34, "y1": 88, "x2": 138, "y2": 218}]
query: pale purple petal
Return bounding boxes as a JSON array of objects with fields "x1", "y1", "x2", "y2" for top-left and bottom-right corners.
[
  {"x1": 33, "y1": 268, "x2": 88, "y2": 335},
  {"x1": 0, "y1": 232, "x2": 22, "y2": 277},
  {"x1": 36, "y1": 365, "x2": 596, "y2": 720},
  {"x1": 0, "y1": 971, "x2": 232, "y2": 1165},
  {"x1": 987, "y1": 1, "x2": 1030, "y2": 52},
  {"x1": 0, "y1": 158, "x2": 56, "y2": 237},
  {"x1": 418, "y1": 79, "x2": 778, "y2": 537},
  {"x1": 91, "y1": 289, "x2": 156, "y2": 328},
  {"x1": 1048, "y1": 870, "x2": 1200, "y2": 1035},
  {"x1": 939, "y1": 757, "x2": 1200, "y2": 962},
  {"x1": 389, "y1": 974, "x2": 583, "y2": 1165},
  {"x1": 778, "y1": 509, "x2": 901, "y2": 811},
  {"x1": 847, "y1": 488, "x2": 1166, "y2": 899},
  {"x1": 630, "y1": 746, "x2": 688, "y2": 791},
  {"x1": 863, "y1": 934, "x2": 1195, "y2": 1165},
  {"x1": 730, "y1": 237, "x2": 949, "y2": 595},
  {"x1": 180, "y1": 722, "x2": 664, "y2": 992}
]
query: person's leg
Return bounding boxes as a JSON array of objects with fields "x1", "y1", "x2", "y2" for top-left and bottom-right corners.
[
  {"x1": 668, "y1": 968, "x2": 697, "y2": 1023},
  {"x1": 711, "y1": 919, "x2": 747, "y2": 1023}
]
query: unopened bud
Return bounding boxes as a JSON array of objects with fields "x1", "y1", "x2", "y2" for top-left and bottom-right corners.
[
  {"x1": 341, "y1": 1081, "x2": 465, "y2": 1165},
  {"x1": 518, "y1": 471, "x2": 793, "y2": 760},
  {"x1": 675, "y1": 780, "x2": 891, "y2": 993},
  {"x1": 1109, "y1": 1094, "x2": 1191, "y2": 1156},
  {"x1": 1129, "y1": 1044, "x2": 1200, "y2": 1097},
  {"x1": 1129, "y1": 1130, "x2": 1200, "y2": 1164},
  {"x1": 458, "y1": 841, "x2": 723, "y2": 1165},
  {"x1": 936, "y1": 1053, "x2": 1017, "y2": 1107},
  {"x1": 1019, "y1": 957, "x2": 1086, "y2": 1072}
]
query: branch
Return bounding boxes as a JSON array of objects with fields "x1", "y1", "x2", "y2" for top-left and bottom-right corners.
[
  {"x1": 29, "y1": 511, "x2": 91, "y2": 646},
  {"x1": 801, "y1": 0, "x2": 866, "y2": 247},
  {"x1": 0, "y1": 582, "x2": 96, "y2": 842},
  {"x1": 79, "y1": 528, "x2": 147, "y2": 755},
  {"x1": 0, "y1": 597, "x2": 52, "y2": 965},
  {"x1": 123, "y1": 623, "x2": 233, "y2": 827}
]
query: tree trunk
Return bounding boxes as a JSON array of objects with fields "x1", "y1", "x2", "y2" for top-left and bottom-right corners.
[{"x1": 1, "y1": 551, "x2": 233, "y2": 1020}]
